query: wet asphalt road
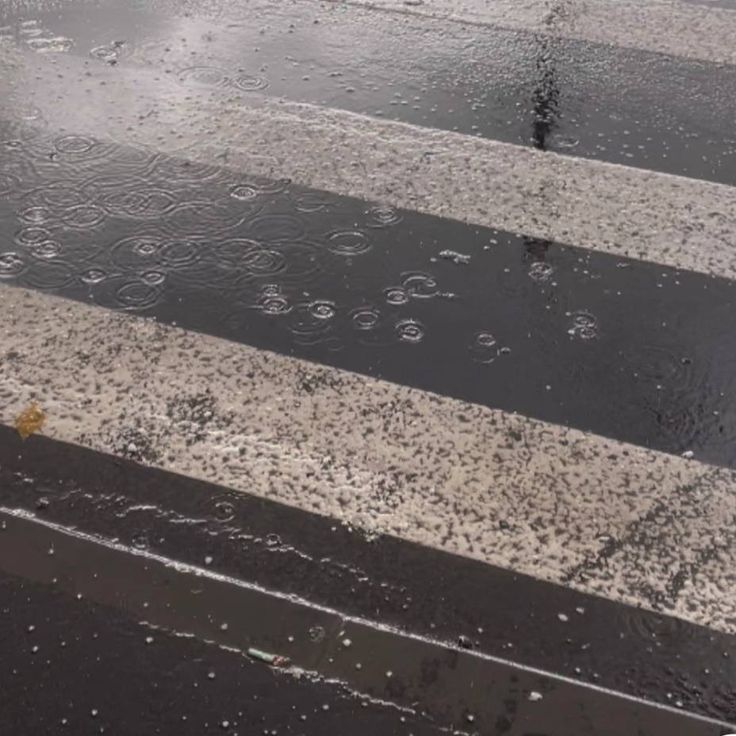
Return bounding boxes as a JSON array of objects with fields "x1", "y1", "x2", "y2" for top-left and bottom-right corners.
[{"x1": 0, "y1": 0, "x2": 736, "y2": 733}]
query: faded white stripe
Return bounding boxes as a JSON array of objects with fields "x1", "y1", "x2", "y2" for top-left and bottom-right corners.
[
  {"x1": 1, "y1": 285, "x2": 734, "y2": 634},
  {"x1": 349, "y1": 0, "x2": 736, "y2": 66}
]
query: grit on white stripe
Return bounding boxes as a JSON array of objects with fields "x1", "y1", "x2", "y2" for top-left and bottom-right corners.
[
  {"x1": 1, "y1": 285, "x2": 734, "y2": 634},
  {"x1": 4, "y1": 0, "x2": 734, "y2": 66},
  {"x1": 348, "y1": 0, "x2": 736, "y2": 66},
  {"x1": 3, "y1": 47, "x2": 736, "y2": 281}
]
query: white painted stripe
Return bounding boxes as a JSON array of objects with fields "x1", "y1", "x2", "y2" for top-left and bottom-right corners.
[
  {"x1": 1, "y1": 285, "x2": 734, "y2": 634},
  {"x1": 190, "y1": 95, "x2": 736, "y2": 282},
  {"x1": 3, "y1": 47, "x2": 735, "y2": 281},
  {"x1": 344, "y1": 0, "x2": 736, "y2": 66}
]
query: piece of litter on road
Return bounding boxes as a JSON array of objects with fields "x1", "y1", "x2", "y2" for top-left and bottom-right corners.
[
  {"x1": 247, "y1": 647, "x2": 290, "y2": 667},
  {"x1": 438, "y1": 249, "x2": 471, "y2": 265},
  {"x1": 14, "y1": 403, "x2": 46, "y2": 439}
]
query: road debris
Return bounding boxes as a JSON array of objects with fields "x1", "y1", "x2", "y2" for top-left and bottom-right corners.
[
  {"x1": 14, "y1": 403, "x2": 46, "y2": 439},
  {"x1": 247, "y1": 647, "x2": 290, "y2": 667}
]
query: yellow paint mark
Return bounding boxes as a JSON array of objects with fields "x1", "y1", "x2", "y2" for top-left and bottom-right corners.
[{"x1": 14, "y1": 403, "x2": 46, "y2": 440}]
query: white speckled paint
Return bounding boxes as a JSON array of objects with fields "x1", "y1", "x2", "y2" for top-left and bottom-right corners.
[
  {"x1": 1, "y1": 285, "x2": 734, "y2": 634},
  {"x1": 352, "y1": 0, "x2": 736, "y2": 66}
]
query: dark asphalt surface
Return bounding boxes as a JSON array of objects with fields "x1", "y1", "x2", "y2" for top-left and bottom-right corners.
[
  {"x1": 1, "y1": 572, "x2": 448, "y2": 736},
  {"x1": 1, "y1": 426, "x2": 735, "y2": 725},
  {"x1": 0, "y1": 503, "x2": 731, "y2": 735},
  {"x1": 0, "y1": 0, "x2": 735, "y2": 732}
]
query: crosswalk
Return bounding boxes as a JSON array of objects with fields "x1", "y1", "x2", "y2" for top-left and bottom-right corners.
[{"x1": 1, "y1": 0, "x2": 735, "y2": 731}]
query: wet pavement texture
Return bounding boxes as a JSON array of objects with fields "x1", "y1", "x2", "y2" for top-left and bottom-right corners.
[
  {"x1": 0, "y1": 505, "x2": 732, "y2": 736},
  {"x1": 2, "y1": 0, "x2": 736, "y2": 183},
  {"x1": 0, "y1": 572, "x2": 447, "y2": 736},
  {"x1": 3, "y1": 124, "x2": 736, "y2": 464},
  {"x1": 1, "y1": 0, "x2": 736, "y2": 732},
  {"x1": 1, "y1": 426, "x2": 735, "y2": 724}
]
